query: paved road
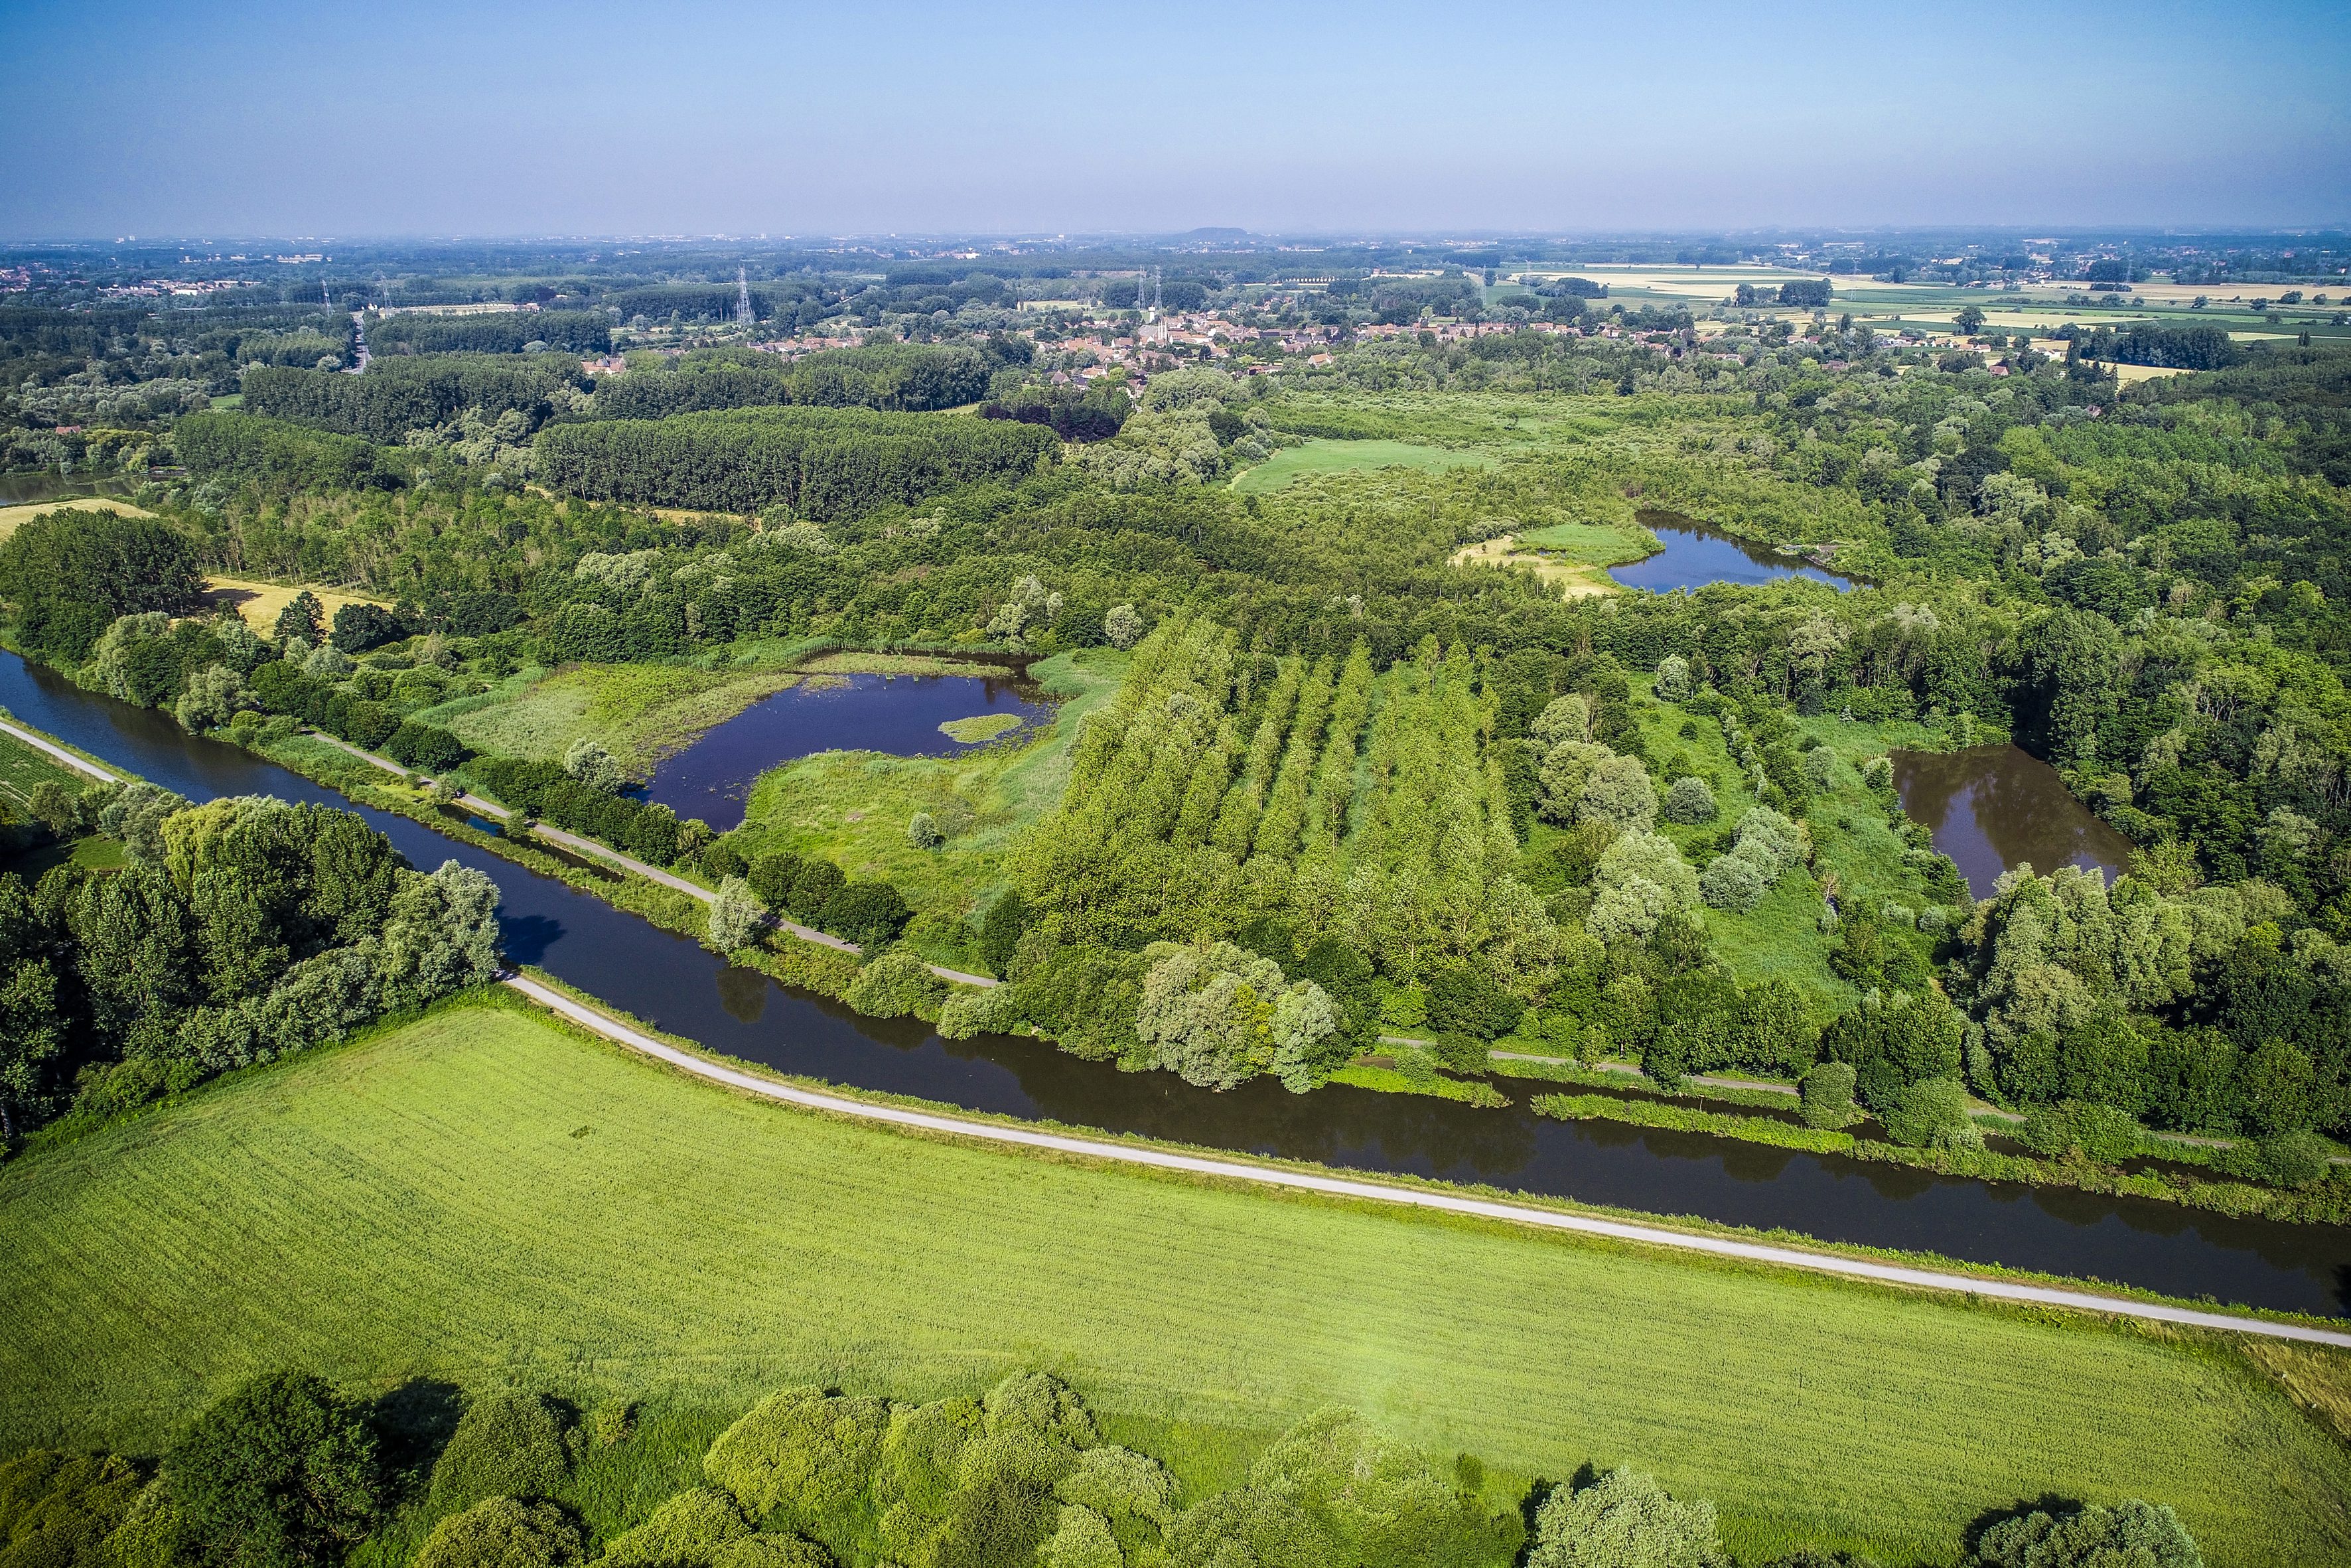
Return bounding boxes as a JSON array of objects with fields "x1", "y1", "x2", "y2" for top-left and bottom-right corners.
[
  {"x1": 305, "y1": 727, "x2": 997, "y2": 987},
  {"x1": 0, "y1": 714, "x2": 121, "y2": 783},
  {"x1": 506, "y1": 970, "x2": 2351, "y2": 1350}
]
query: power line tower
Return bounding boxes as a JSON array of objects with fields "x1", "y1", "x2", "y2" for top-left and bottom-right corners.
[{"x1": 735, "y1": 267, "x2": 755, "y2": 326}]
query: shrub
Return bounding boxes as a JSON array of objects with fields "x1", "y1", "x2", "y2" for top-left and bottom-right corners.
[
  {"x1": 413, "y1": 1498, "x2": 587, "y2": 1568},
  {"x1": 385, "y1": 721, "x2": 470, "y2": 774},
  {"x1": 1861, "y1": 756, "x2": 1893, "y2": 790},
  {"x1": 1799, "y1": 1062, "x2": 1857, "y2": 1129},
  {"x1": 0, "y1": 1451, "x2": 144, "y2": 1568},
  {"x1": 1881, "y1": 1078, "x2": 1981, "y2": 1151},
  {"x1": 601, "y1": 1489, "x2": 751, "y2": 1568},
  {"x1": 2226, "y1": 1129, "x2": 2334, "y2": 1190},
  {"x1": 906, "y1": 811, "x2": 943, "y2": 850},
  {"x1": 1104, "y1": 605, "x2": 1143, "y2": 650},
  {"x1": 1662, "y1": 776, "x2": 1717, "y2": 824},
  {"x1": 1432, "y1": 1032, "x2": 1488, "y2": 1073},
  {"x1": 1698, "y1": 849, "x2": 1768, "y2": 914},
  {"x1": 1578, "y1": 754, "x2": 1658, "y2": 833},
  {"x1": 703, "y1": 1388, "x2": 891, "y2": 1528},
  {"x1": 786, "y1": 860, "x2": 845, "y2": 924},
  {"x1": 1652, "y1": 654, "x2": 1692, "y2": 702},
  {"x1": 843, "y1": 950, "x2": 944, "y2": 1019},
  {"x1": 430, "y1": 1392, "x2": 572, "y2": 1510},
  {"x1": 703, "y1": 835, "x2": 751, "y2": 879},
  {"x1": 1247, "y1": 1408, "x2": 1493, "y2": 1568},
  {"x1": 561, "y1": 739, "x2": 624, "y2": 794},
  {"x1": 1593, "y1": 831, "x2": 1699, "y2": 910},
  {"x1": 330, "y1": 602, "x2": 399, "y2": 654},
  {"x1": 978, "y1": 891, "x2": 1030, "y2": 977},
  {"x1": 705, "y1": 877, "x2": 765, "y2": 954},
  {"x1": 2019, "y1": 1100, "x2": 2141, "y2": 1163},
  {"x1": 1526, "y1": 1466, "x2": 1719, "y2": 1568},
  {"x1": 815, "y1": 881, "x2": 911, "y2": 949},
  {"x1": 165, "y1": 1370, "x2": 386, "y2": 1568},
  {"x1": 713, "y1": 1538, "x2": 832, "y2": 1568},
  {"x1": 1968, "y1": 1499, "x2": 2200, "y2": 1568},
  {"x1": 1424, "y1": 963, "x2": 1524, "y2": 1040},
  {"x1": 747, "y1": 851, "x2": 805, "y2": 910}
]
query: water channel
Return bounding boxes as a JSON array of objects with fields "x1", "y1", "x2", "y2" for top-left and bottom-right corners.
[
  {"x1": 1892, "y1": 743, "x2": 2137, "y2": 900},
  {"x1": 4, "y1": 650, "x2": 2346, "y2": 1317},
  {"x1": 642, "y1": 671, "x2": 1055, "y2": 831},
  {"x1": 1608, "y1": 510, "x2": 1858, "y2": 593}
]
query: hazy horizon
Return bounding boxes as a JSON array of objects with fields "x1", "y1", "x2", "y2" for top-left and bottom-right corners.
[{"x1": 9, "y1": 0, "x2": 2347, "y2": 240}]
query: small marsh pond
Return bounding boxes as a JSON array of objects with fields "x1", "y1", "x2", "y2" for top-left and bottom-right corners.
[
  {"x1": 642, "y1": 671, "x2": 1056, "y2": 830},
  {"x1": 1609, "y1": 510, "x2": 1857, "y2": 593},
  {"x1": 1893, "y1": 743, "x2": 2136, "y2": 899}
]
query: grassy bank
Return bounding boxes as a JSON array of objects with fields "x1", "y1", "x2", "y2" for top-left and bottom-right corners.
[
  {"x1": 436, "y1": 662, "x2": 808, "y2": 775},
  {"x1": 2, "y1": 1005, "x2": 2346, "y2": 1566}
]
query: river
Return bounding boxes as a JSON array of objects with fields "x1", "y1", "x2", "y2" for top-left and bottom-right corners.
[{"x1": 3, "y1": 650, "x2": 2344, "y2": 1316}]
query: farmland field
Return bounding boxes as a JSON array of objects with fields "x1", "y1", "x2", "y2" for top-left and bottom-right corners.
[
  {"x1": 2, "y1": 1001, "x2": 2346, "y2": 1567},
  {"x1": 1231, "y1": 437, "x2": 1495, "y2": 492},
  {"x1": 0, "y1": 496, "x2": 158, "y2": 541}
]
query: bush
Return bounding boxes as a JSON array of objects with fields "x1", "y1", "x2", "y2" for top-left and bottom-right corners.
[
  {"x1": 1881, "y1": 1078, "x2": 1981, "y2": 1151},
  {"x1": 1431, "y1": 1032, "x2": 1489, "y2": 1073},
  {"x1": 1424, "y1": 963, "x2": 1524, "y2": 1040},
  {"x1": 906, "y1": 811, "x2": 943, "y2": 850},
  {"x1": 1968, "y1": 1499, "x2": 2200, "y2": 1568},
  {"x1": 786, "y1": 860, "x2": 845, "y2": 924},
  {"x1": 330, "y1": 602, "x2": 399, "y2": 654},
  {"x1": 1526, "y1": 1466, "x2": 1719, "y2": 1568},
  {"x1": 1578, "y1": 754, "x2": 1658, "y2": 833},
  {"x1": 601, "y1": 1489, "x2": 750, "y2": 1568},
  {"x1": 165, "y1": 1370, "x2": 386, "y2": 1568},
  {"x1": 2019, "y1": 1100, "x2": 2141, "y2": 1164},
  {"x1": 429, "y1": 1393, "x2": 571, "y2": 1511},
  {"x1": 2225, "y1": 1129, "x2": 2334, "y2": 1190},
  {"x1": 747, "y1": 851, "x2": 805, "y2": 910},
  {"x1": 1662, "y1": 776, "x2": 1717, "y2": 824},
  {"x1": 384, "y1": 721, "x2": 470, "y2": 774},
  {"x1": 1800, "y1": 1062, "x2": 1857, "y2": 1129},
  {"x1": 705, "y1": 877, "x2": 765, "y2": 954},
  {"x1": 0, "y1": 1451, "x2": 144, "y2": 1568},
  {"x1": 844, "y1": 950, "x2": 945, "y2": 1019},
  {"x1": 413, "y1": 1498, "x2": 587, "y2": 1568},
  {"x1": 713, "y1": 1538, "x2": 832, "y2": 1568},
  {"x1": 816, "y1": 881, "x2": 911, "y2": 950},
  {"x1": 1698, "y1": 849, "x2": 1768, "y2": 914},
  {"x1": 1652, "y1": 654, "x2": 1692, "y2": 702},
  {"x1": 978, "y1": 891, "x2": 1030, "y2": 978},
  {"x1": 703, "y1": 1388, "x2": 891, "y2": 1530}
]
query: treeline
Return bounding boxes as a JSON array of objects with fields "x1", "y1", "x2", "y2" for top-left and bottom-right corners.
[
  {"x1": 2068, "y1": 322, "x2": 2242, "y2": 370},
  {"x1": 245, "y1": 356, "x2": 586, "y2": 443},
  {"x1": 534, "y1": 407, "x2": 1058, "y2": 518},
  {"x1": 0, "y1": 788, "x2": 500, "y2": 1140},
  {"x1": 0, "y1": 507, "x2": 208, "y2": 664},
  {"x1": 5, "y1": 1362, "x2": 2200, "y2": 1568},
  {"x1": 173, "y1": 411, "x2": 399, "y2": 492},
  {"x1": 465, "y1": 754, "x2": 701, "y2": 869},
  {"x1": 591, "y1": 342, "x2": 1011, "y2": 420},
  {"x1": 366, "y1": 309, "x2": 611, "y2": 356}
]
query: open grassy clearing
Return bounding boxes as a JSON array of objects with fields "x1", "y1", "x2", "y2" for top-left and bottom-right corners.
[
  {"x1": 733, "y1": 648, "x2": 1123, "y2": 930},
  {"x1": 0, "y1": 496, "x2": 157, "y2": 541},
  {"x1": 1, "y1": 1003, "x2": 2346, "y2": 1566},
  {"x1": 1231, "y1": 437, "x2": 1496, "y2": 494},
  {"x1": 1448, "y1": 519, "x2": 1656, "y2": 599},
  {"x1": 202, "y1": 574, "x2": 393, "y2": 635},
  {"x1": 439, "y1": 662, "x2": 806, "y2": 776}
]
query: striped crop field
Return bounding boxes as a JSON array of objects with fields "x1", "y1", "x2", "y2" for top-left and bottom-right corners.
[{"x1": 2, "y1": 1000, "x2": 2347, "y2": 1565}]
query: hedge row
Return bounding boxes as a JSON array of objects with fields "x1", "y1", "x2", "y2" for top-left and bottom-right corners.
[
  {"x1": 591, "y1": 344, "x2": 993, "y2": 420},
  {"x1": 464, "y1": 756, "x2": 691, "y2": 866}
]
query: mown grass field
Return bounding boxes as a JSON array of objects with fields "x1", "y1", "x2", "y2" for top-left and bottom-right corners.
[
  {"x1": 0, "y1": 496, "x2": 159, "y2": 541},
  {"x1": 1231, "y1": 437, "x2": 1496, "y2": 493},
  {"x1": 3, "y1": 1003, "x2": 2346, "y2": 1566},
  {"x1": 202, "y1": 575, "x2": 392, "y2": 636}
]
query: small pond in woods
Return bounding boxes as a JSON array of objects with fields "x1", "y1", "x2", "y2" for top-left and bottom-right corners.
[
  {"x1": 1608, "y1": 510, "x2": 1858, "y2": 593},
  {"x1": 641, "y1": 671, "x2": 1058, "y2": 830},
  {"x1": 1892, "y1": 743, "x2": 2137, "y2": 899}
]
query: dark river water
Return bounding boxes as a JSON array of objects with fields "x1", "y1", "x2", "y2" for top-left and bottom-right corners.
[
  {"x1": 5, "y1": 651, "x2": 2346, "y2": 1316},
  {"x1": 642, "y1": 671, "x2": 1054, "y2": 830},
  {"x1": 1893, "y1": 743, "x2": 2137, "y2": 900},
  {"x1": 1609, "y1": 510, "x2": 1857, "y2": 593}
]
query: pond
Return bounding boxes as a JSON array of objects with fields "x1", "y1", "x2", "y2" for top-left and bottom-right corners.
[
  {"x1": 1892, "y1": 743, "x2": 2137, "y2": 899},
  {"x1": 1608, "y1": 510, "x2": 1857, "y2": 593},
  {"x1": 5, "y1": 649, "x2": 2346, "y2": 1318},
  {"x1": 640, "y1": 670, "x2": 1057, "y2": 830}
]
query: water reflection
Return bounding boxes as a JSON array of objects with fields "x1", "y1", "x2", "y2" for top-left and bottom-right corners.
[
  {"x1": 1892, "y1": 744, "x2": 2135, "y2": 899},
  {"x1": 642, "y1": 672, "x2": 1058, "y2": 829},
  {"x1": 3, "y1": 650, "x2": 2345, "y2": 1317},
  {"x1": 1608, "y1": 510, "x2": 1857, "y2": 593}
]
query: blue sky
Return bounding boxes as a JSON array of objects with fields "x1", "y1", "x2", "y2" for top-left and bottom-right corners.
[{"x1": 5, "y1": 0, "x2": 2346, "y2": 238}]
